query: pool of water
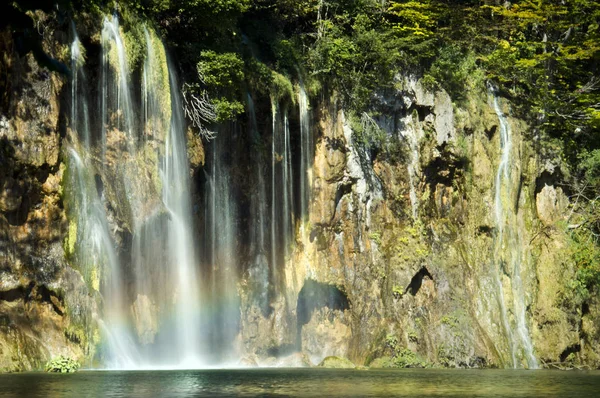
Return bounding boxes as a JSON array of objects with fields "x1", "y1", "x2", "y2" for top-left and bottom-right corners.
[{"x1": 1, "y1": 368, "x2": 599, "y2": 397}]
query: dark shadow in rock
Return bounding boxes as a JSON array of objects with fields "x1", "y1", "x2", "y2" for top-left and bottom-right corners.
[
  {"x1": 423, "y1": 144, "x2": 467, "y2": 192},
  {"x1": 559, "y1": 343, "x2": 581, "y2": 362},
  {"x1": 477, "y1": 225, "x2": 494, "y2": 237},
  {"x1": 332, "y1": 181, "x2": 354, "y2": 221},
  {"x1": 485, "y1": 125, "x2": 497, "y2": 140},
  {"x1": 405, "y1": 266, "x2": 433, "y2": 296},
  {"x1": 408, "y1": 104, "x2": 432, "y2": 122},
  {"x1": 0, "y1": 281, "x2": 64, "y2": 315}
]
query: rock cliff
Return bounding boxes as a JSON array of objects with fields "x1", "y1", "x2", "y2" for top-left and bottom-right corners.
[{"x1": 1, "y1": 11, "x2": 598, "y2": 371}]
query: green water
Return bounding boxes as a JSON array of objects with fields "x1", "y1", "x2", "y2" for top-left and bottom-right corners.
[{"x1": 1, "y1": 368, "x2": 599, "y2": 397}]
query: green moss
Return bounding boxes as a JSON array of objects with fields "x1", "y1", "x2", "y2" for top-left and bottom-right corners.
[
  {"x1": 144, "y1": 26, "x2": 171, "y2": 130},
  {"x1": 368, "y1": 356, "x2": 395, "y2": 368},
  {"x1": 271, "y1": 71, "x2": 294, "y2": 103},
  {"x1": 369, "y1": 232, "x2": 382, "y2": 246},
  {"x1": 441, "y1": 314, "x2": 460, "y2": 328},
  {"x1": 65, "y1": 220, "x2": 77, "y2": 258},
  {"x1": 318, "y1": 356, "x2": 356, "y2": 369},
  {"x1": 90, "y1": 267, "x2": 100, "y2": 292},
  {"x1": 407, "y1": 330, "x2": 419, "y2": 343}
]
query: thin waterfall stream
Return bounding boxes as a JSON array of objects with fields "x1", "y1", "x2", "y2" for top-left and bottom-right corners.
[{"x1": 489, "y1": 86, "x2": 538, "y2": 369}]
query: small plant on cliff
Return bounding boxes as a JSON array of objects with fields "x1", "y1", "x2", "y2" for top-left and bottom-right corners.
[
  {"x1": 385, "y1": 334, "x2": 429, "y2": 368},
  {"x1": 45, "y1": 356, "x2": 80, "y2": 373},
  {"x1": 392, "y1": 285, "x2": 404, "y2": 299}
]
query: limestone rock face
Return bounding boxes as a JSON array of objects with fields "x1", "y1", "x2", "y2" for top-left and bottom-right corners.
[
  {"x1": 433, "y1": 90, "x2": 455, "y2": 145},
  {"x1": 131, "y1": 295, "x2": 158, "y2": 345},
  {"x1": 235, "y1": 77, "x2": 598, "y2": 370},
  {"x1": 301, "y1": 308, "x2": 351, "y2": 365},
  {"x1": 536, "y1": 184, "x2": 568, "y2": 226}
]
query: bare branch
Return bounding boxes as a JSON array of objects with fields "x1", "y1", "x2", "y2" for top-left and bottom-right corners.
[{"x1": 182, "y1": 83, "x2": 217, "y2": 141}]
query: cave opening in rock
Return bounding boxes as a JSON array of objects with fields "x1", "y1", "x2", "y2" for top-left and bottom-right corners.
[{"x1": 296, "y1": 279, "x2": 350, "y2": 350}]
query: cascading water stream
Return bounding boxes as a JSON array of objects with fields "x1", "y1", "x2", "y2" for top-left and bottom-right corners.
[
  {"x1": 297, "y1": 82, "x2": 315, "y2": 279},
  {"x1": 283, "y1": 109, "x2": 295, "y2": 250},
  {"x1": 162, "y1": 58, "x2": 204, "y2": 367},
  {"x1": 101, "y1": 17, "x2": 135, "y2": 142},
  {"x1": 69, "y1": 17, "x2": 204, "y2": 369},
  {"x1": 246, "y1": 93, "x2": 270, "y2": 316},
  {"x1": 271, "y1": 100, "x2": 279, "y2": 289},
  {"x1": 298, "y1": 82, "x2": 311, "y2": 219},
  {"x1": 270, "y1": 101, "x2": 295, "y2": 288},
  {"x1": 248, "y1": 93, "x2": 267, "y2": 252},
  {"x1": 489, "y1": 85, "x2": 538, "y2": 369},
  {"x1": 204, "y1": 126, "x2": 240, "y2": 364},
  {"x1": 69, "y1": 29, "x2": 139, "y2": 369}
]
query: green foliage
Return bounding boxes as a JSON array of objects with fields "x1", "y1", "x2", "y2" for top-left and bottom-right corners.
[
  {"x1": 307, "y1": 4, "x2": 401, "y2": 110},
  {"x1": 197, "y1": 51, "x2": 245, "y2": 121},
  {"x1": 580, "y1": 149, "x2": 600, "y2": 189},
  {"x1": 198, "y1": 51, "x2": 244, "y2": 89},
  {"x1": 394, "y1": 348, "x2": 427, "y2": 368},
  {"x1": 423, "y1": 47, "x2": 484, "y2": 103},
  {"x1": 368, "y1": 231, "x2": 382, "y2": 246},
  {"x1": 45, "y1": 356, "x2": 80, "y2": 373},
  {"x1": 244, "y1": 58, "x2": 273, "y2": 95},
  {"x1": 273, "y1": 38, "x2": 299, "y2": 72},
  {"x1": 349, "y1": 112, "x2": 404, "y2": 164},
  {"x1": 212, "y1": 98, "x2": 245, "y2": 122},
  {"x1": 568, "y1": 229, "x2": 600, "y2": 301},
  {"x1": 387, "y1": 0, "x2": 441, "y2": 63}
]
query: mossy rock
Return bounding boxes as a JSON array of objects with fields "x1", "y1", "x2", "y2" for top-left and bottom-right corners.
[
  {"x1": 368, "y1": 356, "x2": 395, "y2": 368},
  {"x1": 318, "y1": 356, "x2": 356, "y2": 369},
  {"x1": 45, "y1": 356, "x2": 80, "y2": 373}
]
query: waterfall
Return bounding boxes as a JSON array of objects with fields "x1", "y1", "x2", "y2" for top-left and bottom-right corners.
[
  {"x1": 248, "y1": 93, "x2": 267, "y2": 251},
  {"x1": 204, "y1": 127, "x2": 240, "y2": 364},
  {"x1": 270, "y1": 100, "x2": 295, "y2": 288},
  {"x1": 246, "y1": 93, "x2": 270, "y2": 316},
  {"x1": 489, "y1": 86, "x2": 538, "y2": 369},
  {"x1": 68, "y1": 18, "x2": 204, "y2": 369},
  {"x1": 271, "y1": 100, "x2": 279, "y2": 289},
  {"x1": 163, "y1": 56, "x2": 203, "y2": 367},
  {"x1": 101, "y1": 17, "x2": 135, "y2": 143},
  {"x1": 68, "y1": 29, "x2": 139, "y2": 368},
  {"x1": 298, "y1": 82, "x2": 311, "y2": 219},
  {"x1": 283, "y1": 109, "x2": 295, "y2": 249}
]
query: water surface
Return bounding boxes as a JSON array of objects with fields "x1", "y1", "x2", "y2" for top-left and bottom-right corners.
[{"x1": 1, "y1": 368, "x2": 599, "y2": 397}]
